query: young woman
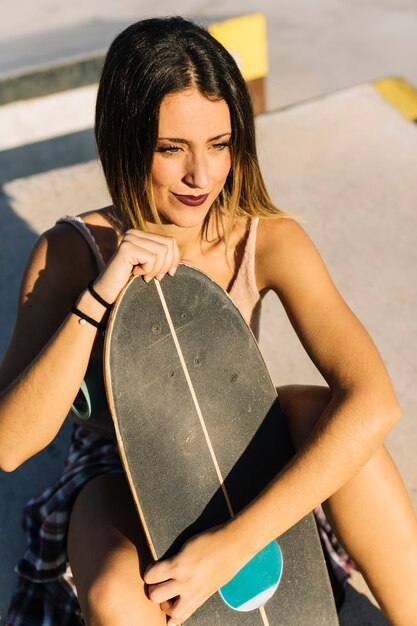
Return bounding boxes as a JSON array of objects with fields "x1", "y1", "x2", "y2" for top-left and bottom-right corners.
[{"x1": 1, "y1": 16, "x2": 417, "y2": 626}]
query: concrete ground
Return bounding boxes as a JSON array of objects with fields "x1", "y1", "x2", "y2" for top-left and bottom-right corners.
[{"x1": 1, "y1": 2, "x2": 417, "y2": 624}]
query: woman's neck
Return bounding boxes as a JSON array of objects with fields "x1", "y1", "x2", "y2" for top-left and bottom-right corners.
[{"x1": 146, "y1": 217, "x2": 224, "y2": 261}]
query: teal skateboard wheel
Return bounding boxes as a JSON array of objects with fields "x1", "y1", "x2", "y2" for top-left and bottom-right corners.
[{"x1": 219, "y1": 541, "x2": 283, "y2": 611}]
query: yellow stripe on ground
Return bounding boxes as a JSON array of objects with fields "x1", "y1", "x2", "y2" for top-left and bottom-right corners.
[
  {"x1": 373, "y1": 77, "x2": 417, "y2": 120},
  {"x1": 208, "y1": 13, "x2": 268, "y2": 82}
]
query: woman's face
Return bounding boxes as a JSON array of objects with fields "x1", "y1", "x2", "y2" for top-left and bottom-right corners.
[{"x1": 151, "y1": 88, "x2": 232, "y2": 229}]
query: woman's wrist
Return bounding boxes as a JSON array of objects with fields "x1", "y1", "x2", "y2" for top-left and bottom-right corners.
[
  {"x1": 73, "y1": 289, "x2": 110, "y2": 325},
  {"x1": 91, "y1": 272, "x2": 125, "y2": 306},
  {"x1": 216, "y1": 515, "x2": 260, "y2": 570},
  {"x1": 230, "y1": 499, "x2": 278, "y2": 561},
  {"x1": 87, "y1": 280, "x2": 112, "y2": 309}
]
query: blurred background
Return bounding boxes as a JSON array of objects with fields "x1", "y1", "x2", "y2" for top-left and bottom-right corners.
[{"x1": 1, "y1": 1, "x2": 416, "y2": 624}]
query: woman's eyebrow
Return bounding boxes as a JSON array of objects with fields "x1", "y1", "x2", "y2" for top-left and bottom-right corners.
[{"x1": 157, "y1": 132, "x2": 232, "y2": 144}]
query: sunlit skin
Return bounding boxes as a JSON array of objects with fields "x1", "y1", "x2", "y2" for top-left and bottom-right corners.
[{"x1": 148, "y1": 89, "x2": 232, "y2": 256}]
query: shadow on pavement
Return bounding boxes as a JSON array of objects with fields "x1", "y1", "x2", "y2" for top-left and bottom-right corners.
[
  {"x1": 0, "y1": 189, "x2": 72, "y2": 623},
  {"x1": 0, "y1": 188, "x2": 38, "y2": 355},
  {"x1": 339, "y1": 583, "x2": 389, "y2": 625},
  {"x1": 0, "y1": 130, "x2": 97, "y2": 185}
]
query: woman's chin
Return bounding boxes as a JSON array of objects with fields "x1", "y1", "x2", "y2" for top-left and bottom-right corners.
[{"x1": 158, "y1": 206, "x2": 212, "y2": 230}]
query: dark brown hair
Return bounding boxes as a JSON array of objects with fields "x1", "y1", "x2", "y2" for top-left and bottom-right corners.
[{"x1": 95, "y1": 16, "x2": 284, "y2": 234}]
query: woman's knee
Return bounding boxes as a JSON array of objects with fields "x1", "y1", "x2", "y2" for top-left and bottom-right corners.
[
  {"x1": 85, "y1": 569, "x2": 124, "y2": 625},
  {"x1": 67, "y1": 473, "x2": 162, "y2": 624},
  {"x1": 277, "y1": 384, "x2": 332, "y2": 448},
  {"x1": 84, "y1": 567, "x2": 162, "y2": 626}
]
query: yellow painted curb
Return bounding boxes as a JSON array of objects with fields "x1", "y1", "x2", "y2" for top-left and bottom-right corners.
[
  {"x1": 373, "y1": 77, "x2": 417, "y2": 121},
  {"x1": 208, "y1": 13, "x2": 268, "y2": 82}
]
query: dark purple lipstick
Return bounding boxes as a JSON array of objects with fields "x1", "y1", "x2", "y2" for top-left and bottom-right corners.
[{"x1": 173, "y1": 193, "x2": 209, "y2": 206}]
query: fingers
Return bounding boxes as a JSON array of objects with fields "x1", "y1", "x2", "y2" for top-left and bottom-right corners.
[
  {"x1": 151, "y1": 588, "x2": 199, "y2": 626},
  {"x1": 145, "y1": 561, "x2": 184, "y2": 625},
  {"x1": 165, "y1": 595, "x2": 201, "y2": 626},
  {"x1": 147, "y1": 580, "x2": 179, "y2": 604},
  {"x1": 92, "y1": 229, "x2": 181, "y2": 305},
  {"x1": 145, "y1": 559, "x2": 208, "y2": 626},
  {"x1": 143, "y1": 526, "x2": 235, "y2": 625},
  {"x1": 160, "y1": 598, "x2": 177, "y2": 613},
  {"x1": 121, "y1": 230, "x2": 180, "y2": 281},
  {"x1": 144, "y1": 557, "x2": 173, "y2": 585}
]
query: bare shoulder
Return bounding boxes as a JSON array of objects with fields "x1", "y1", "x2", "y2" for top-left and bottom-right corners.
[
  {"x1": 28, "y1": 220, "x2": 99, "y2": 299},
  {"x1": 255, "y1": 217, "x2": 325, "y2": 293},
  {"x1": 78, "y1": 206, "x2": 121, "y2": 264},
  {"x1": 0, "y1": 221, "x2": 98, "y2": 389},
  {"x1": 254, "y1": 216, "x2": 395, "y2": 398},
  {"x1": 32, "y1": 205, "x2": 116, "y2": 291}
]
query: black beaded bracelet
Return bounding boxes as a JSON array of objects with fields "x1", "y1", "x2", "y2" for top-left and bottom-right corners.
[
  {"x1": 70, "y1": 305, "x2": 106, "y2": 332},
  {"x1": 87, "y1": 280, "x2": 112, "y2": 309}
]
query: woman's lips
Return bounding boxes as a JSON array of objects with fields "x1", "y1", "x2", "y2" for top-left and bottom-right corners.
[{"x1": 173, "y1": 193, "x2": 209, "y2": 206}]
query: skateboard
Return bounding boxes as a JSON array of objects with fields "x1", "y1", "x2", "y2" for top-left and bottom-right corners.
[{"x1": 104, "y1": 265, "x2": 338, "y2": 625}]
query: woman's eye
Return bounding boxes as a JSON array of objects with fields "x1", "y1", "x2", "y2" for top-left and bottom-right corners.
[
  {"x1": 156, "y1": 145, "x2": 181, "y2": 154},
  {"x1": 211, "y1": 142, "x2": 230, "y2": 151}
]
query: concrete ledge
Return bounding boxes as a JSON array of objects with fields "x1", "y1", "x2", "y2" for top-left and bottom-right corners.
[
  {"x1": 0, "y1": 15, "x2": 268, "y2": 110},
  {"x1": 0, "y1": 54, "x2": 104, "y2": 106},
  {"x1": 0, "y1": 21, "x2": 128, "y2": 104}
]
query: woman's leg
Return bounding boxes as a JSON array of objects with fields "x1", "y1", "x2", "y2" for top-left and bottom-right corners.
[
  {"x1": 67, "y1": 473, "x2": 166, "y2": 626},
  {"x1": 278, "y1": 384, "x2": 417, "y2": 626}
]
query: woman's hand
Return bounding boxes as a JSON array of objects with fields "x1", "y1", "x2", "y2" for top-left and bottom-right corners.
[
  {"x1": 93, "y1": 230, "x2": 180, "y2": 305},
  {"x1": 144, "y1": 525, "x2": 249, "y2": 625}
]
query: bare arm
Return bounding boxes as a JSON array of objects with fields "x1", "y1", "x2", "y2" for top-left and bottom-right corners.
[
  {"x1": 0, "y1": 226, "x2": 107, "y2": 469},
  {"x1": 0, "y1": 222, "x2": 180, "y2": 470},
  {"x1": 228, "y1": 218, "x2": 401, "y2": 548}
]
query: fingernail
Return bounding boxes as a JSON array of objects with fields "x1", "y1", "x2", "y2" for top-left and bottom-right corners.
[{"x1": 169, "y1": 267, "x2": 177, "y2": 276}]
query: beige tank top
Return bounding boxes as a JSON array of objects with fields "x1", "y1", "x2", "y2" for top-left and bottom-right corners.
[{"x1": 57, "y1": 215, "x2": 262, "y2": 436}]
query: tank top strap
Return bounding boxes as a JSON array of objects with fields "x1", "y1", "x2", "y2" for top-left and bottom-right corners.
[
  {"x1": 56, "y1": 215, "x2": 106, "y2": 272},
  {"x1": 229, "y1": 217, "x2": 259, "y2": 300},
  {"x1": 229, "y1": 218, "x2": 262, "y2": 338}
]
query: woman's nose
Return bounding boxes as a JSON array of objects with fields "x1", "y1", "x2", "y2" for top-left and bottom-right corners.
[{"x1": 183, "y1": 154, "x2": 210, "y2": 189}]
